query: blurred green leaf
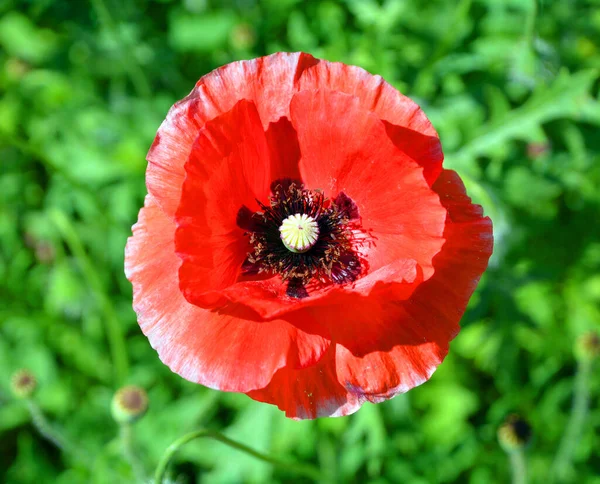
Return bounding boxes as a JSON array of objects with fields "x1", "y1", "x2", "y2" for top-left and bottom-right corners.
[
  {"x1": 169, "y1": 10, "x2": 237, "y2": 53},
  {"x1": 454, "y1": 69, "x2": 598, "y2": 160},
  {"x1": 3, "y1": 0, "x2": 600, "y2": 481},
  {"x1": 0, "y1": 12, "x2": 57, "y2": 64}
]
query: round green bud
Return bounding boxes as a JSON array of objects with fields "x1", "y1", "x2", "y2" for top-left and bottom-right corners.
[
  {"x1": 230, "y1": 23, "x2": 256, "y2": 51},
  {"x1": 498, "y1": 414, "x2": 532, "y2": 452},
  {"x1": 11, "y1": 369, "x2": 37, "y2": 399},
  {"x1": 111, "y1": 385, "x2": 148, "y2": 424},
  {"x1": 575, "y1": 331, "x2": 600, "y2": 362}
]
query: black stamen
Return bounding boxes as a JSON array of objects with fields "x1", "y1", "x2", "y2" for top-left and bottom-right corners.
[
  {"x1": 333, "y1": 192, "x2": 360, "y2": 220},
  {"x1": 236, "y1": 205, "x2": 261, "y2": 231},
  {"x1": 330, "y1": 252, "x2": 361, "y2": 284},
  {"x1": 286, "y1": 278, "x2": 309, "y2": 299},
  {"x1": 237, "y1": 182, "x2": 365, "y2": 297},
  {"x1": 270, "y1": 178, "x2": 301, "y2": 197}
]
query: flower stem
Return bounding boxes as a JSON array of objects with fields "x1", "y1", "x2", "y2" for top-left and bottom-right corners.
[
  {"x1": 509, "y1": 448, "x2": 527, "y2": 484},
  {"x1": 120, "y1": 423, "x2": 147, "y2": 483},
  {"x1": 26, "y1": 399, "x2": 69, "y2": 451},
  {"x1": 154, "y1": 429, "x2": 322, "y2": 484},
  {"x1": 525, "y1": 0, "x2": 538, "y2": 47},
  {"x1": 550, "y1": 358, "x2": 592, "y2": 482},
  {"x1": 50, "y1": 209, "x2": 129, "y2": 386},
  {"x1": 26, "y1": 399, "x2": 93, "y2": 469}
]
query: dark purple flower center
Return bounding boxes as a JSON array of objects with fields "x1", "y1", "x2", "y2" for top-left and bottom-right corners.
[{"x1": 236, "y1": 179, "x2": 363, "y2": 298}]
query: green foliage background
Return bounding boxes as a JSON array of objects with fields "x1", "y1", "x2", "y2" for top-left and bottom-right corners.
[{"x1": 1, "y1": 0, "x2": 599, "y2": 482}]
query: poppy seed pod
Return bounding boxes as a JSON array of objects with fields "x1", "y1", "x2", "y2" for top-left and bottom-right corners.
[{"x1": 126, "y1": 52, "x2": 493, "y2": 419}]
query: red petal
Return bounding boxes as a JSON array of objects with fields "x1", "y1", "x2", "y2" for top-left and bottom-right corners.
[
  {"x1": 383, "y1": 123, "x2": 443, "y2": 187},
  {"x1": 182, "y1": 89, "x2": 446, "y2": 319},
  {"x1": 248, "y1": 299, "x2": 447, "y2": 419},
  {"x1": 290, "y1": 89, "x2": 446, "y2": 280},
  {"x1": 265, "y1": 116, "x2": 302, "y2": 183},
  {"x1": 247, "y1": 170, "x2": 493, "y2": 418},
  {"x1": 247, "y1": 346, "x2": 364, "y2": 420},
  {"x1": 175, "y1": 91, "x2": 444, "y2": 319},
  {"x1": 146, "y1": 52, "x2": 319, "y2": 218},
  {"x1": 332, "y1": 301, "x2": 449, "y2": 399},
  {"x1": 221, "y1": 258, "x2": 421, "y2": 320},
  {"x1": 334, "y1": 170, "x2": 493, "y2": 398},
  {"x1": 415, "y1": 168, "x2": 494, "y2": 313},
  {"x1": 125, "y1": 195, "x2": 330, "y2": 392},
  {"x1": 298, "y1": 61, "x2": 443, "y2": 185},
  {"x1": 175, "y1": 100, "x2": 273, "y2": 308},
  {"x1": 332, "y1": 170, "x2": 493, "y2": 400}
]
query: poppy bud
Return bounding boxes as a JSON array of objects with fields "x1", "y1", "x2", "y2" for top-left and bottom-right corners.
[
  {"x1": 575, "y1": 331, "x2": 600, "y2": 362},
  {"x1": 498, "y1": 414, "x2": 532, "y2": 452},
  {"x1": 230, "y1": 23, "x2": 255, "y2": 51},
  {"x1": 526, "y1": 142, "x2": 550, "y2": 160},
  {"x1": 111, "y1": 386, "x2": 148, "y2": 424},
  {"x1": 10, "y1": 369, "x2": 37, "y2": 399},
  {"x1": 5, "y1": 58, "x2": 29, "y2": 80}
]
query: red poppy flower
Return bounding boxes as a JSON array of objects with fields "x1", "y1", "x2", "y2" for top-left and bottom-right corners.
[{"x1": 125, "y1": 52, "x2": 493, "y2": 419}]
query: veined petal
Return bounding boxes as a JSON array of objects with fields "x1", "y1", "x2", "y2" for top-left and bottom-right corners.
[
  {"x1": 125, "y1": 195, "x2": 330, "y2": 392},
  {"x1": 147, "y1": 52, "x2": 320, "y2": 218},
  {"x1": 175, "y1": 100, "x2": 271, "y2": 308},
  {"x1": 131, "y1": 53, "x2": 493, "y2": 420},
  {"x1": 297, "y1": 61, "x2": 443, "y2": 185},
  {"x1": 290, "y1": 89, "x2": 447, "y2": 281},
  {"x1": 174, "y1": 90, "x2": 447, "y2": 319},
  {"x1": 247, "y1": 346, "x2": 364, "y2": 420},
  {"x1": 334, "y1": 170, "x2": 493, "y2": 400},
  {"x1": 247, "y1": 169, "x2": 492, "y2": 418}
]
